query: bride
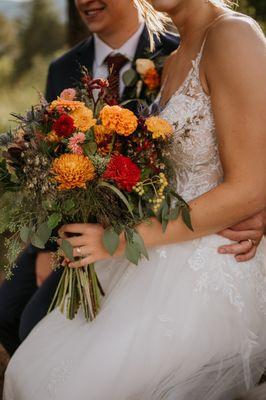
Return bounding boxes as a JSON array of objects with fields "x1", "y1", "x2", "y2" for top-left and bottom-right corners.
[{"x1": 4, "y1": 0, "x2": 266, "y2": 399}]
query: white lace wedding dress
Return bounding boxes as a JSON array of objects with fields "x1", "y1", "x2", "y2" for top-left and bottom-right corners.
[{"x1": 4, "y1": 46, "x2": 266, "y2": 400}]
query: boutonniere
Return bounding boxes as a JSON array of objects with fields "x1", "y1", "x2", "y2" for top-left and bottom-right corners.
[{"x1": 122, "y1": 54, "x2": 167, "y2": 104}]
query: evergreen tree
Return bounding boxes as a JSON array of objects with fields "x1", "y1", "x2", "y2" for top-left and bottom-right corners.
[{"x1": 15, "y1": 0, "x2": 66, "y2": 75}]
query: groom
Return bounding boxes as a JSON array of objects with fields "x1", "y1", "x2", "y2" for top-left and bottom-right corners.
[{"x1": 0, "y1": 0, "x2": 265, "y2": 357}]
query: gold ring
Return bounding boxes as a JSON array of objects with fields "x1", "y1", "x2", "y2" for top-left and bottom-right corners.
[{"x1": 247, "y1": 239, "x2": 257, "y2": 247}]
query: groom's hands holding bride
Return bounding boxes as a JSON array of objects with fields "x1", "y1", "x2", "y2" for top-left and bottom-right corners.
[{"x1": 217, "y1": 210, "x2": 266, "y2": 262}]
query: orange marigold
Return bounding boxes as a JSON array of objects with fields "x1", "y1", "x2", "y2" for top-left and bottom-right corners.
[
  {"x1": 46, "y1": 131, "x2": 60, "y2": 142},
  {"x1": 71, "y1": 106, "x2": 96, "y2": 132},
  {"x1": 49, "y1": 98, "x2": 85, "y2": 112},
  {"x1": 143, "y1": 68, "x2": 161, "y2": 91},
  {"x1": 52, "y1": 154, "x2": 95, "y2": 190},
  {"x1": 94, "y1": 124, "x2": 113, "y2": 144},
  {"x1": 100, "y1": 105, "x2": 138, "y2": 136},
  {"x1": 145, "y1": 116, "x2": 173, "y2": 140}
]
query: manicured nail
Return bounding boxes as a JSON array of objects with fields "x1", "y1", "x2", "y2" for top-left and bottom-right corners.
[{"x1": 218, "y1": 248, "x2": 226, "y2": 254}]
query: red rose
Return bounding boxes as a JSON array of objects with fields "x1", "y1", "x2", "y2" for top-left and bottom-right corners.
[
  {"x1": 52, "y1": 114, "x2": 75, "y2": 138},
  {"x1": 103, "y1": 155, "x2": 141, "y2": 192}
]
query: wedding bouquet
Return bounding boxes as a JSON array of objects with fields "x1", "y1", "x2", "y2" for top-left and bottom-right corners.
[{"x1": 0, "y1": 71, "x2": 192, "y2": 321}]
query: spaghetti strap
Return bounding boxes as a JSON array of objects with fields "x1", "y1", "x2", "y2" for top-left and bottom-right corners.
[{"x1": 199, "y1": 13, "x2": 229, "y2": 58}]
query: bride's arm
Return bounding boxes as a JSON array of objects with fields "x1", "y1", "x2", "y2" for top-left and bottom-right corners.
[
  {"x1": 137, "y1": 17, "x2": 266, "y2": 247},
  {"x1": 61, "y1": 18, "x2": 266, "y2": 267}
]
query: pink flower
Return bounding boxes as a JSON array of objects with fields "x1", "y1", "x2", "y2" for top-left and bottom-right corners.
[
  {"x1": 68, "y1": 132, "x2": 86, "y2": 155},
  {"x1": 60, "y1": 88, "x2": 77, "y2": 101}
]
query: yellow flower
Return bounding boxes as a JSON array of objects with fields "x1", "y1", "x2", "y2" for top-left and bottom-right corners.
[
  {"x1": 71, "y1": 106, "x2": 96, "y2": 132},
  {"x1": 100, "y1": 105, "x2": 138, "y2": 137},
  {"x1": 145, "y1": 116, "x2": 173, "y2": 139},
  {"x1": 52, "y1": 154, "x2": 95, "y2": 190},
  {"x1": 49, "y1": 98, "x2": 85, "y2": 111},
  {"x1": 46, "y1": 131, "x2": 59, "y2": 142},
  {"x1": 94, "y1": 124, "x2": 113, "y2": 144}
]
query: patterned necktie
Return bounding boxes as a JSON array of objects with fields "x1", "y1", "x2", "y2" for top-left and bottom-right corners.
[{"x1": 104, "y1": 53, "x2": 128, "y2": 103}]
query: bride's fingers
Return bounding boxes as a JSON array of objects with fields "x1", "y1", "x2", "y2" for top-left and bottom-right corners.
[
  {"x1": 57, "y1": 236, "x2": 88, "y2": 247},
  {"x1": 69, "y1": 255, "x2": 94, "y2": 268},
  {"x1": 218, "y1": 228, "x2": 261, "y2": 243},
  {"x1": 218, "y1": 240, "x2": 253, "y2": 255},
  {"x1": 72, "y1": 246, "x2": 91, "y2": 258},
  {"x1": 60, "y1": 224, "x2": 88, "y2": 235}
]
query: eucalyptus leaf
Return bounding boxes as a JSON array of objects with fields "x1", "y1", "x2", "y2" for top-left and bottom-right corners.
[
  {"x1": 20, "y1": 226, "x2": 31, "y2": 243},
  {"x1": 125, "y1": 241, "x2": 140, "y2": 265},
  {"x1": 132, "y1": 231, "x2": 149, "y2": 260},
  {"x1": 60, "y1": 239, "x2": 74, "y2": 261},
  {"x1": 182, "y1": 206, "x2": 193, "y2": 231},
  {"x1": 36, "y1": 222, "x2": 52, "y2": 244},
  {"x1": 63, "y1": 199, "x2": 75, "y2": 212},
  {"x1": 47, "y1": 213, "x2": 62, "y2": 230},
  {"x1": 31, "y1": 233, "x2": 45, "y2": 249},
  {"x1": 83, "y1": 142, "x2": 97, "y2": 156},
  {"x1": 122, "y1": 68, "x2": 138, "y2": 87},
  {"x1": 138, "y1": 198, "x2": 143, "y2": 219},
  {"x1": 103, "y1": 227, "x2": 120, "y2": 256},
  {"x1": 169, "y1": 207, "x2": 181, "y2": 221}
]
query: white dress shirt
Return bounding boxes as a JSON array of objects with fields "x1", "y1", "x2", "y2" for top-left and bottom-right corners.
[{"x1": 93, "y1": 23, "x2": 145, "y2": 96}]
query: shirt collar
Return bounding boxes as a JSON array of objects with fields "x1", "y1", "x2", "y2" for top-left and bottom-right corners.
[{"x1": 94, "y1": 23, "x2": 145, "y2": 67}]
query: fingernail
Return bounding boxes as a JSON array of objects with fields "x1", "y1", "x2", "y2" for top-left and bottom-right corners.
[{"x1": 218, "y1": 248, "x2": 226, "y2": 254}]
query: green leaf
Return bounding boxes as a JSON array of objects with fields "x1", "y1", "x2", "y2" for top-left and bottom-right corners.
[
  {"x1": 169, "y1": 207, "x2": 181, "y2": 220},
  {"x1": 60, "y1": 239, "x2": 74, "y2": 261},
  {"x1": 132, "y1": 231, "x2": 149, "y2": 260},
  {"x1": 20, "y1": 226, "x2": 31, "y2": 243},
  {"x1": 31, "y1": 233, "x2": 45, "y2": 249},
  {"x1": 181, "y1": 206, "x2": 193, "y2": 231},
  {"x1": 47, "y1": 213, "x2": 62, "y2": 230},
  {"x1": 99, "y1": 181, "x2": 134, "y2": 217},
  {"x1": 125, "y1": 241, "x2": 140, "y2": 265},
  {"x1": 161, "y1": 201, "x2": 169, "y2": 232},
  {"x1": 138, "y1": 198, "x2": 143, "y2": 219},
  {"x1": 122, "y1": 68, "x2": 138, "y2": 87},
  {"x1": 103, "y1": 227, "x2": 120, "y2": 256},
  {"x1": 83, "y1": 142, "x2": 97, "y2": 156},
  {"x1": 36, "y1": 222, "x2": 52, "y2": 244},
  {"x1": 62, "y1": 199, "x2": 75, "y2": 212}
]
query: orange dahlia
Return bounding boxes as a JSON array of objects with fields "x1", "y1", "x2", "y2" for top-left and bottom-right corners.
[
  {"x1": 143, "y1": 68, "x2": 161, "y2": 91},
  {"x1": 52, "y1": 154, "x2": 95, "y2": 190},
  {"x1": 71, "y1": 106, "x2": 96, "y2": 132},
  {"x1": 145, "y1": 116, "x2": 173, "y2": 140},
  {"x1": 49, "y1": 99, "x2": 85, "y2": 112},
  {"x1": 100, "y1": 105, "x2": 138, "y2": 136}
]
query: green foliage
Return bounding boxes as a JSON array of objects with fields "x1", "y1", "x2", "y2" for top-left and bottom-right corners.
[
  {"x1": 14, "y1": 0, "x2": 66, "y2": 76},
  {"x1": 103, "y1": 227, "x2": 120, "y2": 255}
]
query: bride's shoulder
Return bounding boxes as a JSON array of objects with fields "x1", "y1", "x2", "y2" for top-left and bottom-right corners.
[{"x1": 205, "y1": 12, "x2": 265, "y2": 55}]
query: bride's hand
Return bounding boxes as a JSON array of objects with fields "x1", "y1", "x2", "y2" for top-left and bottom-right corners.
[{"x1": 58, "y1": 224, "x2": 125, "y2": 267}]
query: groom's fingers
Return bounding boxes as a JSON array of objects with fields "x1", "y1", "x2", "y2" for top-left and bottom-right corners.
[
  {"x1": 218, "y1": 240, "x2": 253, "y2": 255},
  {"x1": 217, "y1": 228, "x2": 262, "y2": 243},
  {"x1": 235, "y1": 246, "x2": 257, "y2": 262}
]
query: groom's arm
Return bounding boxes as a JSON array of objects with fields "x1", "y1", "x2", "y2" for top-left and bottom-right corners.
[{"x1": 217, "y1": 209, "x2": 266, "y2": 261}]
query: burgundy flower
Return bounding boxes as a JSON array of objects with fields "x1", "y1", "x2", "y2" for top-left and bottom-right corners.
[
  {"x1": 52, "y1": 114, "x2": 75, "y2": 138},
  {"x1": 103, "y1": 155, "x2": 141, "y2": 192}
]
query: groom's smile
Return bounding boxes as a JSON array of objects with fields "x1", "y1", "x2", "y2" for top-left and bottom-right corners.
[{"x1": 83, "y1": 2, "x2": 106, "y2": 21}]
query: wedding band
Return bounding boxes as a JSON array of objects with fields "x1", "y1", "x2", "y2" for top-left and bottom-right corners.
[
  {"x1": 247, "y1": 239, "x2": 257, "y2": 247},
  {"x1": 76, "y1": 247, "x2": 82, "y2": 255}
]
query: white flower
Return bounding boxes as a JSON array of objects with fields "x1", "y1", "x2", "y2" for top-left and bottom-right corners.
[{"x1": 136, "y1": 58, "x2": 155, "y2": 76}]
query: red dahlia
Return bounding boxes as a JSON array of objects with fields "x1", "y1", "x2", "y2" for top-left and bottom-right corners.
[
  {"x1": 52, "y1": 114, "x2": 75, "y2": 138},
  {"x1": 103, "y1": 155, "x2": 141, "y2": 192}
]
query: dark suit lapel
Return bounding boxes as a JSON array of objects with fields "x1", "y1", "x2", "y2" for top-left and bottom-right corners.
[{"x1": 76, "y1": 36, "x2": 95, "y2": 78}]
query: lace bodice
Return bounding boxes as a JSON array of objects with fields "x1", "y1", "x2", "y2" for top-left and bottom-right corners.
[{"x1": 159, "y1": 51, "x2": 223, "y2": 202}]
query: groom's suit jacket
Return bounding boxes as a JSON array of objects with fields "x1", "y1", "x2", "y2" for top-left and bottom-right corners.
[
  {"x1": 0, "y1": 26, "x2": 179, "y2": 357},
  {"x1": 45, "y1": 26, "x2": 179, "y2": 103}
]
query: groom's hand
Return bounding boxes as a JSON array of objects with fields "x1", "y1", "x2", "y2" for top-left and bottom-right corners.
[{"x1": 217, "y1": 210, "x2": 266, "y2": 262}]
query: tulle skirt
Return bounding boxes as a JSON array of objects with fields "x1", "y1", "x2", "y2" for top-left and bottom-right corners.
[{"x1": 4, "y1": 235, "x2": 266, "y2": 400}]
